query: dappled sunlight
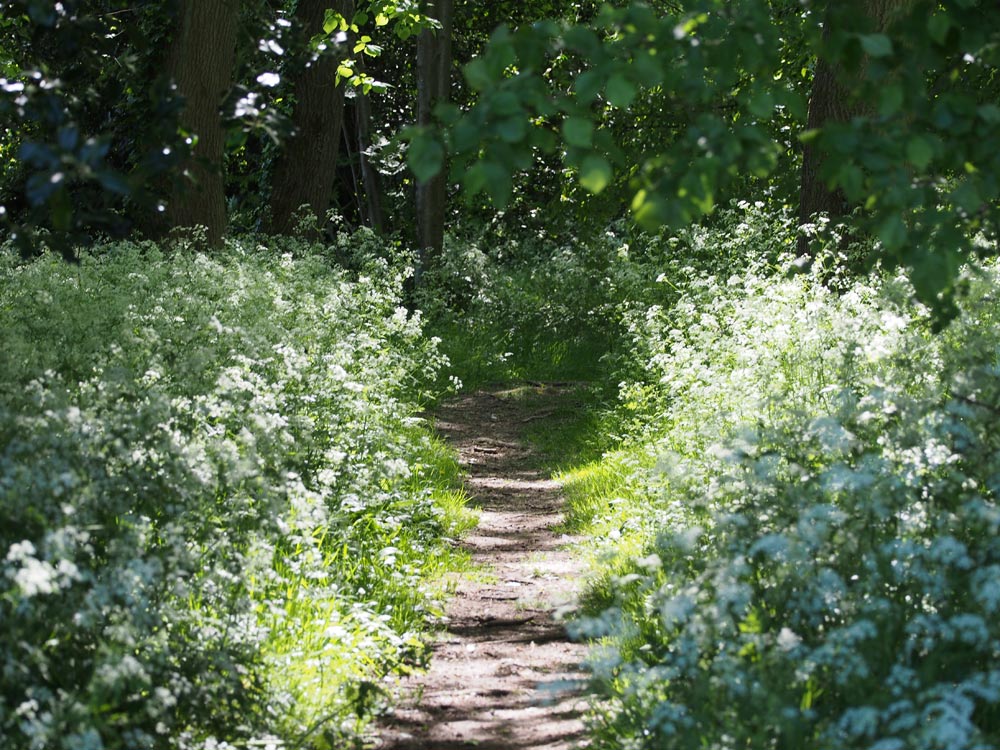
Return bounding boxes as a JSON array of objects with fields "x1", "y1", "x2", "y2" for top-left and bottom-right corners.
[{"x1": 378, "y1": 387, "x2": 591, "y2": 750}]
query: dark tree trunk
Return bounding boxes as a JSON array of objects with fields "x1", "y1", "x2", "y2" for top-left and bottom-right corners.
[
  {"x1": 797, "y1": 0, "x2": 914, "y2": 255},
  {"x1": 269, "y1": 0, "x2": 353, "y2": 235},
  {"x1": 355, "y1": 59, "x2": 387, "y2": 234},
  {"x1": 415, "y1": 0, "x2": 453, "y2": 274},
  {"x1": 166, "y1": 0, "x2": 239, "y2": 247},
  {"x1": 797, "y1": 55, "x2": 852, "y2": 250}
]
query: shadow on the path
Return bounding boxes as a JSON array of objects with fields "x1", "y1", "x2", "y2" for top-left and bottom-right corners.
[{"x1": 375, "y1": 386, "x2": 591, "y2": 750}]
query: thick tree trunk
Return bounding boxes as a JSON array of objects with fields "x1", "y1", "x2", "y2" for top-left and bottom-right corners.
[
  {"x1": 269, "y1": 0, "x2": 353, "y2": 235},
  {"x1": 167, "y1": 0, "x2": 239, "y2": 247},
  {"x1": 415, "y1": 0, "x2": 454, "y2": 274},
  {"x1": 797, "y1": 0, "x2": 914, "y2": 254}
]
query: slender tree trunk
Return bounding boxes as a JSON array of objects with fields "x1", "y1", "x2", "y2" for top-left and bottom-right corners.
[
  {"x1": 342, "y1": 124, "x2": 365, "y2": 224},
  {"x1": 269, "y1": 0, "x2": 353, "y2": 235},
  {"x1": 415, "y1": 0, "x2": 453, "y2": 275},
  {"x1": 355, "y1": 59, "x2": 387, "y2": 234},
  {"x1": 797, "y1": 55, "x2": 851, "y2": 249},
  {"x1": 797, "y1": 0, "x2": 914, "y2": 254},
  {"x1": 166, "y1": 0, "x2": 239, "y2": 247}
]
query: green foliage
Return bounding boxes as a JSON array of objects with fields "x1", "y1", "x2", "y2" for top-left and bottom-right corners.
[
  {"x1": 0, "y1": 235, "x2": 469, "y2": 749},
  {"x1": 808, "y1": 1, "x2": 1000, "y2": 314},
  {"x1": 410, "y1": 0, "x2": 1000, "y2": 316},
  {"x1": 557, "y1": 209, "x2": 1000, "y2": 749},
  {"x1": 417, "y1": 225, "x2": 628, "y2": 387},
  {"x1": 0, "y1": 1, "x2": 185, "y2": 255},
  {"x1": 417, "y1": 201, "x2": 797, "y2": 389}
]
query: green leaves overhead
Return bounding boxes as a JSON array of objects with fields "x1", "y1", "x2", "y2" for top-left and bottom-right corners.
[
  {"x1": 578, "y1": 154, "x2": 613, "y2": 194},
  {"x1": 443, "y1": 0, "x2": 797, "y2": 229},
  {"x1": 859, "y1": 33, "x2": 893, "y2": 58},
  {"x1": 465, "y1": 160, "x2": 513, "y2": 206},
  {"x1": 431, "y1": 0, "x2": 1000, "y2": 319},
  {"x1": 562, "y1": 116, "x2": 593, "y2": 148},
  {"x1": 605, "y1": 74, "x2": 637, "y2": 109},
  {"x1": 906, "y1": 136, "x2": 934, "y2": 169}
]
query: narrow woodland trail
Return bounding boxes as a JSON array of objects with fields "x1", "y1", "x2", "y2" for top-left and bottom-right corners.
[{"x1": 375, "y1": 385, "x2": 590, "y2": 750}]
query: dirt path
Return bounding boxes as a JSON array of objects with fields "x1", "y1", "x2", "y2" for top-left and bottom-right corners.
[{"x1": 375, "y1": 385, "x2": 590, "y2": 750}]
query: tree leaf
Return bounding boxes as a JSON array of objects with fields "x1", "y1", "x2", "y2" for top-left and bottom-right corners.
[
  {"x1": 906, "y1": 137, "x2": 934, "y2": 169},
  {"x1": 490, "y1": 91, "x2": 521, "y2": 116},
  {"x1": 927, "y1": 13, "x2": 950, "y2": 44},
  {"x1": 564, "y1": 26, "x2": 601, "y2": 58},
  {"x1": 748, "y1": 90, "x2": 775, "y2": 118},
  {"x1": 323, "y1": 10, "x2": 342, "y2": 34},
  {"x1": 878, "y1": 84, "x2": 904, "y2": 117},
  {"x1": 496, "y1": 117, "x2": 527, "y2": 144},
  {"x1": 605, "y1": 74, "x2": 636, "y2": 109},
  {"x1": 579, "y1": 154, "x2": 612, "y2": 194},
  {"x1": 877, "y1": 214, "x2": 907, "y2": 251},
  {"x1": 632, "y1": 51, "x2": 663, "y2": 87},
  {"x1": 482, "y1": 161, "x2": 512, "y2": 207},
  {"x1": 96, "y1": 170, "x2": 131, "y2": 196},
  {"x1": 407, "y1": 133, "x2": 444, "y2": 183},
  {"x1": 463, "y1": 59, "x2": 492, "y2": 91},
  {"x1": 562, "y1": 116, "x2": 593, "y2": 148},
  {"x1": 574, "y1": 71, "x2": 603, "y2": 104},
  {"x1": 837, "y1": 163, "x2": 864, "y2": 202},
  {"x1": 978, "y1": 104, "x2": 1000, "y2": 123},
  {"x1": 464, "y1": 161, "x2": 512, "y2": 207},
  {"x1": 631, "y1": 188, "x2": 678, "y2": 229},
  {"x1": 529, "y1": 126, "x2": 557, "y2": 152},
  {"x1": 859, "y1": 34, "x2": 892, "y2": 58},
  {"x1": 951, "y1": 179, "x2": 982, "y2": 214}
]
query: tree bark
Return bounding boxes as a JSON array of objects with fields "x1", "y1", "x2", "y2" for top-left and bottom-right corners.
[
  {"x1": 797, "y1": 55, "x2": 852, "y2": 247},
  {"x1": 797, "y1": 0, "x2": 914, "y2": 254},
  {"x1": 167, "y1": 0, "x2": 239, "y2": 247},
  {"x1": 415, "y1": 0, "x2": 454, "y2": 274},
  {"x1": 355, "y1": 58, "x2": 387, "y2": 234},
  {"x1": 269, "y1": 0, "x2": 353, "y2": 236}
]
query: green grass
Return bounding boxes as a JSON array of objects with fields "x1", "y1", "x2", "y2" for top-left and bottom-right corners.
[{"x1": 430, "y1": 318, "x2": 609, "y2": 392}]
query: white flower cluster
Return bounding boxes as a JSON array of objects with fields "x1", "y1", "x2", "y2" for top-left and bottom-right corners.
[
  {"x1": 573, "y1": 208, "x2": 1000, "y2": 750},
  {"x1": 0, "y1": 238, "x2": 461, "y2": 749}
]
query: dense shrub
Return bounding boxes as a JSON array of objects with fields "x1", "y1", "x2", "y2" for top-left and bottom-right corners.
[
  {"x1": 0, "y1": 238, "x2": 469, "y2": 749},
  {"x1": 563, "y1": 213, "x2": 1000, "y2": 749},
  {"x1": 420, "y1": 202, "x2": 799, "y2": 390}
]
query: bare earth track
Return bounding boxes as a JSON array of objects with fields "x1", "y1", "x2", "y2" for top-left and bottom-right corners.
[{"x1": 375, "y1": 385, "x2": 590, "y2": 750}]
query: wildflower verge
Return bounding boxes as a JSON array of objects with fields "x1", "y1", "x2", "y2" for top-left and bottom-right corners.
[
  {"x1": 561, "y1": 212, "x2": 1000, "y2": 749},
  {"x1": 0, "y1": 239, "x2": 472, "y2": 749}
]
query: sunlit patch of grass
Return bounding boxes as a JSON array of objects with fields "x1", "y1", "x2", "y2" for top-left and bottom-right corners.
[
  {"x1": 255, "y1": 421, "x2": 477, "y2": 743},
  {"x1": 517, "y1": 384, "x2": 613, "y2": 470},
  {"x1": 431, "y1": 486, "x2": 479, "y2": 540},
  {"x1": 557, "y1": 454, "x2": 633, "y2": 532}
]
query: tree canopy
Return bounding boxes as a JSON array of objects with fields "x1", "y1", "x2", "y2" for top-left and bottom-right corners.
[
  {"x1": 409, "y1": 0, "x2": 999, "y2": 314},
  {"x1": 1, "y1": 0, "x2": 998, "y2": 313}
]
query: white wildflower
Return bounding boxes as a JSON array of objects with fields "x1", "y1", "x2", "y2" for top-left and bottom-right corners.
[{"x1": 776, "y1": 627, "x2": 801, "y2": 651}]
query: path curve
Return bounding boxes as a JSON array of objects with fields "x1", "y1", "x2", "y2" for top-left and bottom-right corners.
[{"x1": 376, "y1": 385, "x2": 590, "y2": 750}]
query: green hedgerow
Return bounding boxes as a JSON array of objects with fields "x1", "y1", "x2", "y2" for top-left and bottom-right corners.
[
  {"x1": 0, "y1": 236, "x2": 468, "y2": 750},
  {"x1": 568, "y1": 209, "x2": 1000, "y2": 750}
]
